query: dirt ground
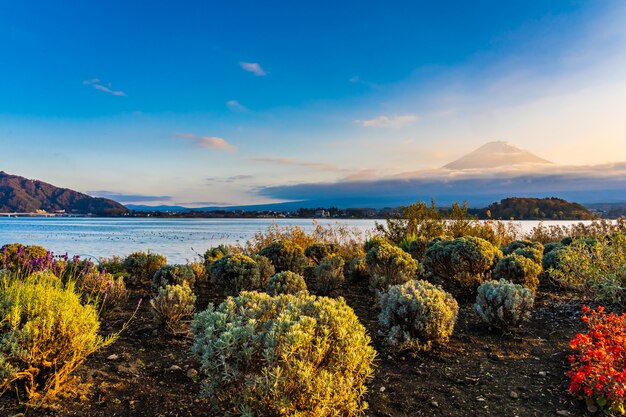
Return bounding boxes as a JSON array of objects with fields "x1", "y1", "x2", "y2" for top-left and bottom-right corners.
[{"x1": 0, "y1": 280, "x2": 596, "y2": 417}]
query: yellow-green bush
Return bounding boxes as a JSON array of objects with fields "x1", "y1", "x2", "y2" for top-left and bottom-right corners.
[
  {"x1": 192, "y1": 291, "x2": 376, "y2": 416},
  {"x1": 258, "y1": 240, "x2": 308, "y2": 274},
  {"x1": 304, "y1": 242, "x2": 339, "y2": 264},
  {"x1": 151, "y1": 264, "x2": 196, "y2": 292},
  {"x1": 252, "y1": 254, "x2": 275, "y2": 288},
  {"x1": 150, "y1": 282, "x2": 196, "y2": 335},
  {"x1": 209, "y1": 254, "x2": 261, "y2": 295},
  {"x1": 503, "y1": 240, "x2": 544, "y2": 264},
  {"x1": 348, "y1": 255, "x2": 369, "y2": 282},
  {"x1": 266, "y1": 271, "x2": 308, "y2": 295},
  {"x1": 365, "y1": 243, "x2": 418, "y2": 291},
  {"x1": 492, "y1": 254, "x2": 542, "y2": 292},
  {"x1": 0, "y1": 273, "x2": 115, "y2": 399},
  {"x1": 474, "y1": 279, "x2": 535, "y2": 330},
  {"x1": 423, "y1": 236, "x2": 501, "y2": 295},
  {"x1": 123, "y1": 251, "x2": 167, "y2": 285},
  {"x1": 203, "y1": 245, "x2": 231, "y2": 278},
  {"x1": 310, "y1": 254, "x2": 345, "y2": 294},
  {"x1": 378, "y1": 279, "x2": 458, "y2": 351},
  {"x1": 98, "y1": 255, "x2": 127, "y2": 277}
]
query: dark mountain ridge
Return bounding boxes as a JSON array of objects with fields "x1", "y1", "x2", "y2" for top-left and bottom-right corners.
[{"x1": 0, "y1": 171, "x2": 128, "y2": 216}]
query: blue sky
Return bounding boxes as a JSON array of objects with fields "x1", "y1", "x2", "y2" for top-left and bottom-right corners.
[{"x1": 2, "y1": 1, "x2": 626, "y2": 206}]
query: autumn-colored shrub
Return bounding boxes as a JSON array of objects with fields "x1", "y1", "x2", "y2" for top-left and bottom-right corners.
[
  {"x1": 304, "y1": 243, "x2": 339, "y2": 264},
  {"x1": 568, "y1": 306, "x2": 626, "y2": 415},
  {"x1": 252, "y1": 254, "x2": 275, "y2": 288},
  {"x1": 365, "y1": 243, "x2": 418, "y2": 291},
  {"x1": 265, "y1": 271, "x2": 308, "y2": 295},
  {"x1": 378, "y1": 280, "x2": 458, "y2": 351},
  {"x1": 348, "y1": 255, "x2": 369, "y2": 282},
  {"x1": 0, "y1": 273, "x2": 116, "y2": 399},
  {"x1": 192, "y1": 291, "x2": 376, "y2": 416},
  {"x1": 150, "y1": 282, "x2": 196, "y2": 335},
  {"x1": 258, "y1": 240, "x2": 308, "y2": 274},
  {"x1": 474, "y1": 279, "x2": 535, "y2": 330},
  {"x1": 123, "y1": 251, "x2": 167, "y2": 285}
]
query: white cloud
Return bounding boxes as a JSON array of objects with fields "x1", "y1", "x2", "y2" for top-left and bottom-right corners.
[
  {"x1": 226, "y1": 100, "x2": 248, "y2": 112},
  {"x1": 83, "y1": 78, "x2": 126, "y2": 96},
  {"x1": 357, "y1": 114, "x2": 418, "y2": 128},
  {"x1": 251, "y1": 156, "x2": 337, "y2": 171},
  {"x1": 174, "y1": 133, "x2": 237, "y2": 151},
  {"x1": 239, "y1": 62, "x2": 266, "y2": 76}
]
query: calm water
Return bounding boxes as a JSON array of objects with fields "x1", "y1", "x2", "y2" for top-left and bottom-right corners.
[{"x1": 0, "y1": 217, "x2": 597, "y2": 263}]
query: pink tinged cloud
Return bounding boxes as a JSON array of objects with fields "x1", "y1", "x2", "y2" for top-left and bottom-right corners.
[
  {"x1": 239, "y1": 62, "x2": 266, "y2": 76},
  {"x1": 174, "y1": 133, "x2": 237, "y2": 151}
]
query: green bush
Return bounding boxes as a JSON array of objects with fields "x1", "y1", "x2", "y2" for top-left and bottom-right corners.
[
  {"x1": 123, "y1": 251, "x2": 167, "y2": 285},
  {"x1": 151, "y1": 264, "x2": 196, "y2": 292},
  {"x1": 252, "y1": 254, "x2": 275, "y2": 289},
  {"x1": 258, "y1": 240, "x2": 308, "y2": 274},
  {"x1": 203, "y1": 245, "x2": 231, "y2": 275},
  {"x1": 0, "y1": 273, "x2": 115, "y2": 399},
  {"x1": 78, "y1": 270, "x2": 128, "y2": 312},
  {"x1": 0, "y1": 243, "x2": 50, "y2": 274},
  {"x1": 474, "y1": 279, "x2": 535, "y2": 330},
  {"x1": 542, "y1": 243, "x2": 566, "y2": 271},
  {"x1": 364, "y1": 235, "x2": 388, "y2": 252},
  {"x1": 209, "y1": 254, "x2": 261, "y2": 295},
  {"x1": 492, "y1": 254, "x2": 542, "y2": 292},
  {"x1": 407, "y1": 237, "x2": 430, "y2": 262},
  {"x1": 151, "y1": 282, "x2": 196, "y2": 335},
  {"x1": 423, "y1": 236, "x2": 501, "y2": 295},
  {"x1": 266, "y1": 271, "x2": 308, "y2": 295},
  {"x1": 365, "y1": 243, "x2": 418, "y2": 291},
  {"x1": 304, "y1": 243, "x2": 339, "y2": 264},
  {"x1": 348, "y1": 255, "x2": 369, "y2": 282},
  {"x1": 378, "y1": 280, "x2": 458, "y2": 351},
  {"x1": 311, "y1": 255, "x2": 345, "y2": 294},
  {"x1": 192, "y1": 291, "x2": 376, "y2": 416},
  {"x1": 503, "y1": 240, "x2": 544, "y2": 264},
  {"x1": 98, "y1": 256, "x2": 127, "y2": 277}
]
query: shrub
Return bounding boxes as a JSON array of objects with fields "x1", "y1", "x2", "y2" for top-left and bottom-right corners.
[
  {"x1": 365, "y1": 243, "x2": 418, "y2": 291},
  {"x1": 203, "y1": 245, "x2": 231, "y2": 273},
  {"x1": 407, "y1": 237, "x2": 430, "y2": 262},
  {"x1": 568, "y1": 306, "x2": 626, "y2": 415},
  {"x1": 311, "y1": 255, "x2": 345, "y2": 294},
  {"x1": 252, "y1": 254, "x2": 275, "y2": 289},
  {"x1": 209, "y1": 254, "x2": 261, "y2": 295},
  {"x1": 0, "y1": 273, "x2": 116, "y2": 399},
  {"x1": 492, "y1": 254, "x2": 542, "y2": 292},
  {"x1": 378, "y1": 280, "x2": 458, "y2": 351},
  {"x1": 150, "y1": 282, "x2": 196, "y2": 335},
  {"x1": 258, "y1": 240, "x2": 308, "y2": 274},
  {"x1": 503, "y1": 240, "x2": 544, "y2": 264},
  {"x1": 0, "y1": 243, "x2": 49, "y2": 273},
  {"x1": 549, "y1": 234, "x2": 626, "y2": 303},
  {"x1": 542, "y1": 243, "x2": 566, "y2": 271},
  {"x1": 423, "y1": 236, "x2": 501, "y2": 295},
  {"x1": 348, "y1": 255, "x2": 369, "y2": 282},
  {"x1": 304, "y1": 243, "x2": 339, "y2": 264},
  {"x1": 151, "y1": 264, "x2": 196, "y2": 292},
  {"x1": 189, "y1": 261, "x2": 205, "y2": 283},
  {"x1": 266, "y1": 271, "x2": 308, "y2": 295},
  {"x1": 364, "y1": 235, "x2": 388, "y2": 252},
  {"x1": 474, "y1": 279, "x2": 535, "y2": 330},
  {"x1": 98, "y1": 256, "x2": 126, "y2": 277},
  {"x1": 123, "y1": 251, "x2": 167, "y2": 285},
  {"x1": 78, "y1": 270, "x2": 128, "y2": 312},
  {"x1": 192, "y1": 291, "x2": 376, "y2": 416}
]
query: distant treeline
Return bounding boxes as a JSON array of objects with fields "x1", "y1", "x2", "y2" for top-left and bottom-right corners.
[{"x1": 130, "y1": 197, "x2": 598, "y2": 220}]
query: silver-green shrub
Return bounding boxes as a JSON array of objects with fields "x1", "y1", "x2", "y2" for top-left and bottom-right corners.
[
  {"x1": 365, "y1": 243, "x2": 418, "y2": 291},
  {"x1": 407, "y1": 236, "x2": 430, "y2": 262},
  {"x1": 266, "y1": 271, "x2": 308, "y2": 295},
  {"x1": 311, "y1": 254, "x2": 345, "y2": 294},
  {"x1": 423, "y1": 236, "x2": 501, "y2": 295},
  {"x1": 123, "y1": 251, "x2": 167, "y2": 285},
  {"x1": 304, "y1": 242, "x2": 339, "y2": 264},
  {"x1": 151, "y1": 264, "x2": 196, "y2": 292},
  {"x1": 492, "y1": 254, "x2": 542, "y2": 292},
  {"x1": 474, "y1": 279, "x2": 535, "y2": 330},
  {"x1": 503, "y1": 240, "x2": 544, "y2": 264},
  {"x1": 209, "y1": 254, "x2": 261, "y2": 295},
  {"x1": 191, "y1": 291, "x2": 376, "y2": 416},
  {"x1": 378, "y1": 279, "x2": 458, "y2": 351},
  {"x1": 150, "y1": 282, "x2": 196, "y2": 335},
  {"x1": 258, "y1": 240, "x2": 308, "y2": 274}
]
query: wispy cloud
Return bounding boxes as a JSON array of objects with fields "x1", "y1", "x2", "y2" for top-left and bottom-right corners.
[
  {"x1": 206, "y1": 174, "x2": 254, "y2": 183},
  {"x1": 226, "y1": 100, "x2": 248, "y2": 112},
  {"x1": 240, "y1": 62, "x2": 266, "y2": 76},
  {"x1": 356, "y1": 114, "x2": 418, "y2": 128},
  {"x1": 174, "y1": 133, "x2": 237, "y2": 151},
  {"x1": 251, "y1": 156, "x2": 337, "y2": 171},
  {"x1": 87, "y1": 191, "x2": 171, "y2": 203},
  {"x1": 83, "y1": 78, "x2": 126, "y2": 96}
]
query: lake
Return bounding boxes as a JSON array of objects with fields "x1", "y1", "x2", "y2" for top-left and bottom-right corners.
[{"x1": 0, "y1": 217, "x2": 597, "y2": 263}]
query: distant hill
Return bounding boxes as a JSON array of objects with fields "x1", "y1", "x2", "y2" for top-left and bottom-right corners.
[
  {"x1": 0, "y1": 171, "x2": 128, "y2": 216},
  {"x1": 443, "y1": 141, "x2": 552, "y2": 170},
  {"x1": 479, "y1": 197, "x2": 595, "y2": 220}
]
